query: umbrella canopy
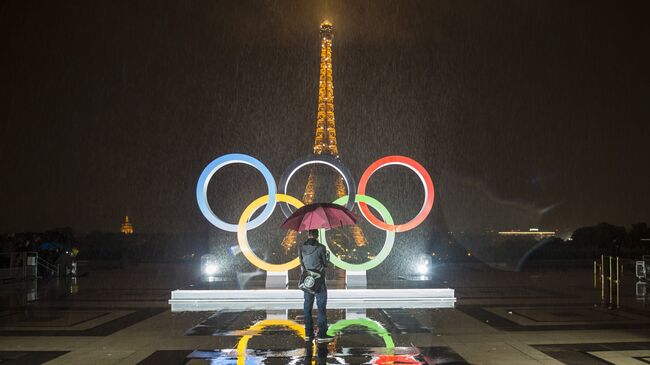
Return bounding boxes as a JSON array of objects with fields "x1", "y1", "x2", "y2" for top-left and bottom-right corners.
[{"x1": 280, "y1": 203, "x2": 357, "y2": 231}]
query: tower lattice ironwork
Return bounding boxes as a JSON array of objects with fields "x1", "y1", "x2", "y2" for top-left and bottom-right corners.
[{"x1": 281, "y1": 21, "x2": 368, "y2": 254}]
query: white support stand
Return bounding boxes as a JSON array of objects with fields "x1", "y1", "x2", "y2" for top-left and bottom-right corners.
[
  {"x1": 266, "y1": 309, "x2": 289, "y2": 320},
  {"x1": 345, "y1": 270, "x2": 367, "y2": 289},
  {"x1": 266, "y1": 271, "x2": 288, "y2": 289},
  {"x1": 345, "y1": 308, "x2": 367, "y2": 319}
]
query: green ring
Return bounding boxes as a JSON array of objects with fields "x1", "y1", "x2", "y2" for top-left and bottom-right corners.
[
  {"x1": 326, "y1": 318, "x2": 395, "y2": 349},
  {"x1": 319, "y1": 194, "x2": 395, "y2": 271}
]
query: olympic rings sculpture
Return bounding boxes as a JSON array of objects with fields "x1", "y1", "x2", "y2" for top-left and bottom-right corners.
[{"x1": 197, "y1": 153, "x2": 434, "y2": 272}]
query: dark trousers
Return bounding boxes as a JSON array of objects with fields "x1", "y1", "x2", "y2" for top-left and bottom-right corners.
[{"x1": 303, "y1": 283, "x2": 328, "y2": 337}]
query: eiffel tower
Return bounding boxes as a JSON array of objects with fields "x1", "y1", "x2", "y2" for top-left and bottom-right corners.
[{"x1": 281, "y1": 21, "x2": 368, "y2": 260}]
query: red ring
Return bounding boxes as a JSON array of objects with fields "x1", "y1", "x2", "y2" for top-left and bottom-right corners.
[{"x1": 357, "y1": 156, "x2": 434, "y2": 232}]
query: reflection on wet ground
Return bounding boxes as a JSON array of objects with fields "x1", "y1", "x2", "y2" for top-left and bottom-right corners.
[
  {"x1": 180, "y1": 316, "x2": 462, "y2": 364},
  {"x1": 2, "y1": 263, "x2": 650, "y2": 364},
  {"x1": 186, "y1": 309, "x2": 430, "y2": 337},
  {"x1": 178, "y1": 311, "x2": 468, "y2": 364},
  {"x1": 185, "y1": 345, "x2": 463, "y2": 364}
]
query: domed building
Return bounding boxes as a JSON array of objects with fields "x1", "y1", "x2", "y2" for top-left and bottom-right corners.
[{"x1": 120, "y1": 216, "x2": 134, "y2": 235}]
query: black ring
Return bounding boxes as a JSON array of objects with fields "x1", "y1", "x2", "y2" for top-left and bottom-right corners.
[{"x1": 278, "y1": 155, "x2": 356, "y2": 218}]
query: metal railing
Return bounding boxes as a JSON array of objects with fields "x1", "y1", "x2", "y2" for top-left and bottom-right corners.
[
  {"x1": 0, "y1": 251, "x2": 59, "y2": 280},
  {"x1": 0, "y1": 266, "x2": 26, "y2": 281},
  {"x1": 594, "y1": 254, "x2": 621, "y2": 308},
  {"x1": 37, "y1": 255, "x2": 59, "y2": 277},
  {"x1": 0, "y1": 252, "x2": 35, "y2": 280}
]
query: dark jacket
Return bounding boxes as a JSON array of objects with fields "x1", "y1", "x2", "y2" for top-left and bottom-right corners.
[{"x1": 300, "y1": 238, "x2": 329, "y2": 272}]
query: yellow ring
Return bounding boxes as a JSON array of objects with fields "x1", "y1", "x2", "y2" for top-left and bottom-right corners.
[
  {"x1": 237, "y1": 194, "x2": 303, "y2": 272},
  {"x1": 237, "y1": 320, "x2": 306, "y2": 365}
]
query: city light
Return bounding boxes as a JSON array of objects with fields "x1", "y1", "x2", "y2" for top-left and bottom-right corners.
[{"x1": 498, "y1": 228, "x2": 556, "y2": 237}]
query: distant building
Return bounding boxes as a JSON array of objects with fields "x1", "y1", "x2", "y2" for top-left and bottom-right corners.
[
  {"x1": 120, "y1": 216, "x2": 134, "y2": 235},
  {"x1": 498, "y1": 228, "x2": 555, "y2": 238}
]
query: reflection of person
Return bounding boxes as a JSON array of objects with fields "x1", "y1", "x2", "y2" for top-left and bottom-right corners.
[
  {"x1": 303, "y1": 342, "x2": 329, "y2": 365},
  {"x1": 300, "y1": 229, "x2": 333, "y2": 343}
]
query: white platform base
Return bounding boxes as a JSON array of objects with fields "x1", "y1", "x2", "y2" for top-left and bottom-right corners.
[
  {"x1": 169, "y1": 288, "x2": 456, "y2": 311},
  {"x1": 265, "y1": 271, "x2": 288, "y2": 288}
]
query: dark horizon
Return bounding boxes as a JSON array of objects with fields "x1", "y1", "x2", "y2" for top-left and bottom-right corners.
[{"x1": 2, "y1": 1, "x2": 649, "y2": 235}]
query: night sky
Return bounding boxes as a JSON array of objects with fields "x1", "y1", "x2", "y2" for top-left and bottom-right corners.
[{"x1": 2, "y1": 0, "x2": 649, "y2": 235}]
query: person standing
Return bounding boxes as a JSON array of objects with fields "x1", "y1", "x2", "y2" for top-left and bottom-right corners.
[{"x1": 300, "y1": 229, "x2": 333, "y2": 343}]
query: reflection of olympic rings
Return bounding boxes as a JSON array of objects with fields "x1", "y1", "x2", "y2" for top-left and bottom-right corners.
[
  {"x1": 235, "y1": 318, "x2": 405, "y2": 365},
  {"x1": 197, "y1": 153, "x2": 435, "y2": 271},
  {"x1": 358, "y1": 155, "x2": 434, "y2": 233},
  {"x1": 375, "y1": 355, "x2": 420, "y2": 364},
  {"x1": 278, "y1": 155, "x2": 356, "y2": 218},
  {"x1": 326, "y1": 318, "x2": 422, "y2": 364},
  {"x1": 319, "y1": 195, "x2": 395, "y2": 271},
  {"x1": 327, "y1": 318, "x2": 395, "y2": 350},
  {"x1": 236, "y1": 320, "x2": 307, "y2": 365}
]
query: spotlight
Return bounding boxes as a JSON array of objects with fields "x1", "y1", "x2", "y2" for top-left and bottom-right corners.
[
  {"x1": 201, "y1": 254, "x2": 219, "y2": 278},
  {"x1": 416, "y1": 263, "x2": 428, "y2": 274},
  {"x1": 204, "y1": 264, "x2": 218, "y2": 276}
]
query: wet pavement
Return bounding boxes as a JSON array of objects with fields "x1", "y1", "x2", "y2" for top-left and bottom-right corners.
[{"x1": 1, "y1": 263, "x2": 650, "y2": 364}]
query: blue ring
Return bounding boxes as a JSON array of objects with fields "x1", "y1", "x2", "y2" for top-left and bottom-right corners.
[{"x1": 196, "y1": 154, "x2": 277, "y2": 232}]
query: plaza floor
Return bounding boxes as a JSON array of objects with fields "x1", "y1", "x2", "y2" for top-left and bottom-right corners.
[{"x1": 1, "y1": 263, "x2": 649, "y2": 364}]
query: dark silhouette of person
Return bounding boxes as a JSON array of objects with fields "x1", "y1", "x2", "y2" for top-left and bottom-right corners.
[{"x1": 300, "y1": 229, "x2": 333, "y2": 343}]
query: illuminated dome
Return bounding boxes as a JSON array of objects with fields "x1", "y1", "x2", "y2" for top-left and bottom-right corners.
[{"x1": 120, "y1": 215, "x2": 134, "y2": 235}]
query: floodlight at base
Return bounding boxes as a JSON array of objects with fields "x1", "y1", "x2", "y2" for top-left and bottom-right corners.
[
  {"x1": 169, "y1": 288, "x2": 456, "y2": 311},
  {"x1": 204, "y1": 264, "x2": 218, "y2": 276}
]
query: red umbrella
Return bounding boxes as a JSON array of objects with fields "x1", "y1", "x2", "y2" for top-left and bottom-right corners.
[{"x1": 280, "y1": 203, "x2": 357, "y2": 231}]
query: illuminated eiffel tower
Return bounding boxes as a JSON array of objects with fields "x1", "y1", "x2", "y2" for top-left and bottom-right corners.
[{"x1": 281, "y1": 21, "x2": 368, "y2": 257}]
